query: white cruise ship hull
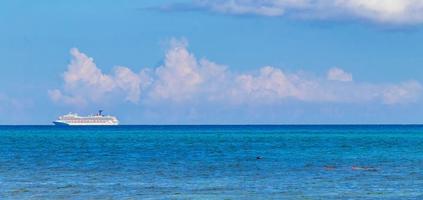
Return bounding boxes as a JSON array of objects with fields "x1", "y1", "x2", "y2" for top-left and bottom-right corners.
[
  {"x1": 53, "y1": 120, "x2": 119, "y2": 126},
  {"x1": 53, "y1": 121, "x2": 70, "y2": 126},
  {"x1": 53, "y1": 121, "x2": 119, "y2": 126},
  {"x1": 53, "y1": 111, "x2": 119, "y2": 126}
]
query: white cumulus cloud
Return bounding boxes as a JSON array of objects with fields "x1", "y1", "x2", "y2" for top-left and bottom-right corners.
[
  {"x1": 382, "y1": 81, "x2": 422, "y2": 104},
  {"x1": 48, "y1": 89, "x2": 87, "y2": 106},
  {"x1": 327, "y1": 67, "x2": 353, "y2": 82},
  {"x1": 49, "y1": 39, "x2": 422, "y2": 108},
  {"x1": 49, "y1": 48, "x2": 150, "y2": 106},
  {"x1": 150, "y1": 39, "x2": 204, "y2": 101}
]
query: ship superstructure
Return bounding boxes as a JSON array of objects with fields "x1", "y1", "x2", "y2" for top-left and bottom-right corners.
[{"x1": 53, "y1": 110, "x2": 119, "y2": 126}]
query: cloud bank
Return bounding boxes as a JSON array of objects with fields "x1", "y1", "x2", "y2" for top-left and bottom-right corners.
[
  {"x1": 183, "y1": 0, "x2": 423, "y2": 25},
  {"x1": 49, "y1": 39, "x2": 422, "y2": 108}
]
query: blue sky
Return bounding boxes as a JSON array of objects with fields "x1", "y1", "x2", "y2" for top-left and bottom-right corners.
[{"x1": 1, "y1": 0, "x2": 423, "y2": 124}]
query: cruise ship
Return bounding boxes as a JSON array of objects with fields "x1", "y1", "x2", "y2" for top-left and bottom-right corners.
[{"x1": 53, "y1": 110, "x2": 119, "y2": 126}]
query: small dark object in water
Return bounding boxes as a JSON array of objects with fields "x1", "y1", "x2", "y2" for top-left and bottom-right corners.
[
  {"x1": 256, "y1": 156, "x2": 262, "y2": 160},
  {"x1": 352, "y1": 166, "x2": 377, "y2": 171}
]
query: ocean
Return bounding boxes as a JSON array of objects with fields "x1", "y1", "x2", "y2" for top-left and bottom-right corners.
[{"x1": 1, "y1": 125, "x2": 423, "y2": 199}]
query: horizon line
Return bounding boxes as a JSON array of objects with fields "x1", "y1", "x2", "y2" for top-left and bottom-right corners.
[{"x1": 1, "y1": 124, "x2": 423, "y2": 126}]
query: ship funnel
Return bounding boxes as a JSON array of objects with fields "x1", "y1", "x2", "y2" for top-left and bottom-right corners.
[{"x1": 98, "y1": 110, "x2": 103, "y2": 116}]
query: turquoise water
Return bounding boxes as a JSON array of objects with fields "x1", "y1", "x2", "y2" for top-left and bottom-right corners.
[{"x1": 1, "y1": 125, "x2": 423, "y2": 199}]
